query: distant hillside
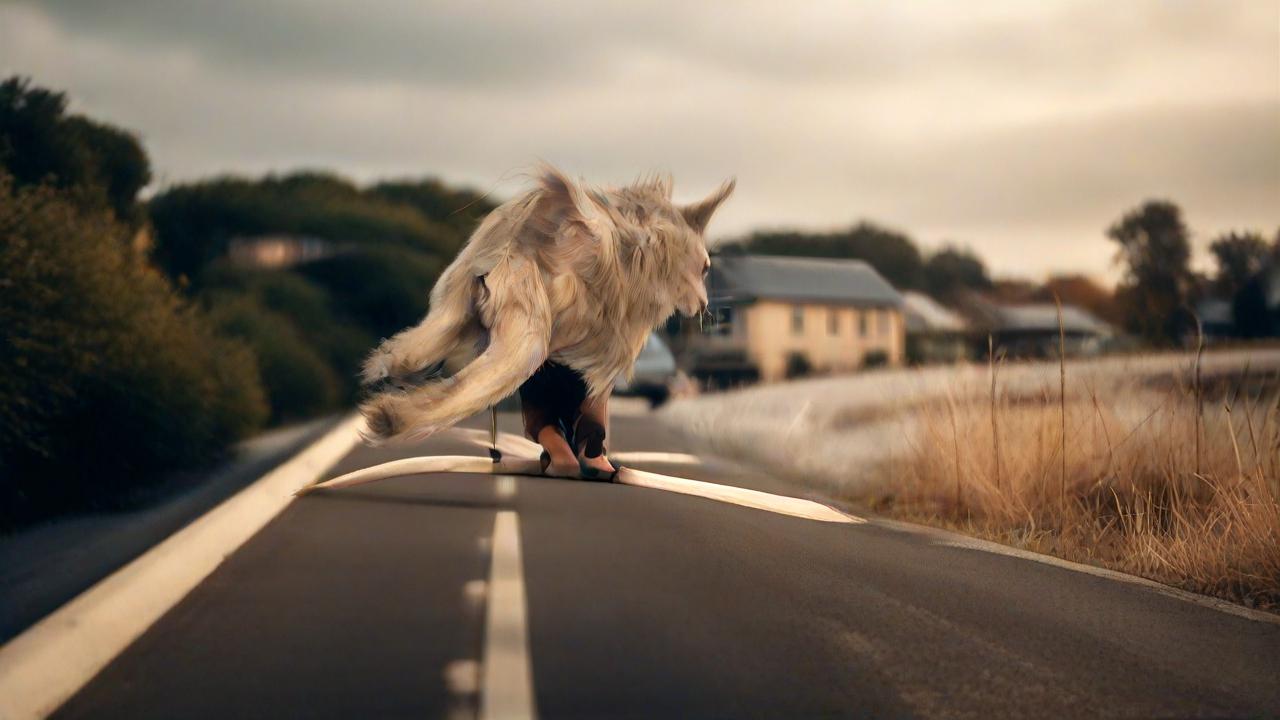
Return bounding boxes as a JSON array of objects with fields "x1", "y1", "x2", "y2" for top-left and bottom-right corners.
[{"x1": 147, "y1": 172, "x2": 495, "y2": 422}]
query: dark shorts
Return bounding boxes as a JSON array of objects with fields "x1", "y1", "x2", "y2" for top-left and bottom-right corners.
[{"x1": 518, "y1": 361, "x2": 588, "y2": 438}]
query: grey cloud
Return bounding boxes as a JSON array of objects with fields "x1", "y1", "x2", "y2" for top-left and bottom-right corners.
[
  {"x1": 4, "y1": 0, "x2": 1276, "y2": 279},
  {"x1": 879, "y1": 100, "x2": 1279, "y2": 226},
  {"x1": 34, "y1": 1, "x2": 1276, "y2": 90},
  {"x1": 37, "y1": 0, "x2": 618, "y2": 88}
]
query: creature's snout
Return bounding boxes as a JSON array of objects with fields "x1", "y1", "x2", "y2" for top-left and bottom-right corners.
[{"x1": 677, "y1": 295, "x2": 707, "y2": 318}]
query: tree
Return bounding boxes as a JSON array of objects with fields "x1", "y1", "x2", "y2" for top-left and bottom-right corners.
[
  {"x1": 1106, "y1": 200, "x2": 1194, "y2": 344},
  {"x1": 923, "y1": 246, "x2": 991, "y2": 301},
  {"x1": 148, "y1": 170, "x2": 493, "y2": 415},
  {"x1": 1229, "y1": 231, "x2": 1280, "y2": 338},
  {"x1": 295, "y1": 245, "x2": 442, "y2": 340},
  {"x1": 1209, "y1": 231, "x2": 1269, "y2": 298},
  {"x1": 1231, "y1": 273, "x2": 1276, "y2": 338},
  {"x1": 0, "y1": 172, "x2": 267, "y2": 527},
  {"x1": 0, "y1": 76, "x2": 151, "y2": 223},
  {"x1": 1034, "y1": 274, "x2": 1122, "y2": 326},
  {"x1": 197, "y1": 263, "x2": 375, "y2": 406},
  {"x1": 988, "y1": 278, "x2": 1039, "y2": 304},
  {"x1": 371, "y1": 177, "x2": 495, "y2": 239},
  {"x1": 148, "y1": 172, "x2": 459, "y2": 281}
]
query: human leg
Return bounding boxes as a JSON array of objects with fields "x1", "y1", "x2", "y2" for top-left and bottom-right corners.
[
  {"x1": 574, "y1": 390, "x2": 615, "y2": 475},
  {"x1": 519, "y1": 362, "x2": 585, "y2": 477}
]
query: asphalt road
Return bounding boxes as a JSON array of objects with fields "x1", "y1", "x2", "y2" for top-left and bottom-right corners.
[
  {"x1": 51, "y1": 408, "x2": 1280, "y2": 719},
  {"x1": 0, "y1": 416, "x2": 342, "y2": 645}
]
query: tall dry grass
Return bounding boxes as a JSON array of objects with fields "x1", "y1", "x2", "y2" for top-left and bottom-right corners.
[
  {"x1": 662, "y1": 347, "x2": 1280, "y2": 610},
  {"x1": 878, "y1": 364, "x2": 1280, "y2": 610}
]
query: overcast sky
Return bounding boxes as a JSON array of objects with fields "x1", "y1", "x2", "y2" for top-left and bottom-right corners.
[{"x1": 3, "y1": 0, "x2": 1276, "y2": 281}]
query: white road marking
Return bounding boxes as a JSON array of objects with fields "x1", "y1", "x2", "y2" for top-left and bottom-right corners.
[
  {"x1": 463, "y1": 579, "x2": 488, "y2": 608},
  {"x1": 444, "y1": 658, "x2": 481, "y2": 720},
  {"x1": 0, "y1": 414, "x2": 364, "y2": 720},
  {"x1": 495, "y1": 475, "x2": 517, "y2": 500},
  {"x1": 608, "y1": 451, "x2": 701, "y2": 466},
  {"x1": 616, "y1": 467, "x2": 863, "y2": 524},
  {"x1": 451, "y1": 427, "x2": 543, "y2": 457},
  {"x1": 300, "y1": 455, "x2": 543, "y2": 495},
  {"x1": 480, "y1": 511, "x2": 537, "y2": 720},
  {"x1": 928, "y1": 535, "x2": 1280, "y2": 626},
  {"x1": 315, "y1": 446, "x2": 860, "y2": 525},
  {"x1": 444, "y1": 658, "x2": 481, "y2": 695}
]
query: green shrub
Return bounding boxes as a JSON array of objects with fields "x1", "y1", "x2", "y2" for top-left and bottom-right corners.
[
  {"x1": 0, "y1": 175, "x2": 268, "y2": 527},
  {"x1": 370, "y1": 177, "x2": 494, "y2": 238},
  {"x1": 296, "y1": 246, "x2": 441, "y2": 340},
  {"x1": 198, "y1": 262, "x2": 375, "y2": 401},
  {"x1": 144, "y1": 171, "x2": 479, "y2": 414},
  {"x1": 206, "y1": 295, "x2": 343, "y2": 423},
  {"x1": 148, "y1": 173, "x2": 458, "y2": 281}
]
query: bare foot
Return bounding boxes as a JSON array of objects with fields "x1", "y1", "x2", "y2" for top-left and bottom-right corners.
[
  {"x1": 537, "y1": 426, "x2": 579, "y2": 477},
  {"x1": 577, "y1": 449, "x2": 615, "y2": 475}
]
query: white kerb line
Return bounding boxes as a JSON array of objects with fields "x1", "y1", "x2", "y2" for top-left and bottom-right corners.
[
  {"x1": 0, "y1": 414, "x2": 364, "y2": 720},
  {"x1": 479, "y1": 508, "x2": 537, "y2": 720}
]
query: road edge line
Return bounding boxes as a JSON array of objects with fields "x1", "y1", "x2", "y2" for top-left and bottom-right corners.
[
  {"x1": 868, "y1": 515, "x2": 1280, "y2": 626},
  {"x1": 0, "y1": 414, "x2": 363, "y2": 720}
]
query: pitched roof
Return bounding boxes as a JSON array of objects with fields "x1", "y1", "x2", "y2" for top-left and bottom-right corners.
[
  {"x1": 994, "y1": 304, "x2": 1110, "y2": 335},
  {"x1": 708, "y1": 254, "x2": 902, "y2": 307},
  {"x1": 902, "y1": 291, "x2": 967, "y2": 332}
]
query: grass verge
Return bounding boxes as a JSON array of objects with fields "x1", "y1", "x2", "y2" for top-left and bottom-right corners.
[
  {"x1": 663, "y1": 348, "x2": 1280, "y2": 612},
  {"x1": 873, "y1": 365, "x2": 1279, "y2": 611}
]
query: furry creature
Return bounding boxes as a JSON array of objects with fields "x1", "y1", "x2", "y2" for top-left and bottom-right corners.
[{"x1": 359, "y1": 165, "x2": 734, "y2": 443}]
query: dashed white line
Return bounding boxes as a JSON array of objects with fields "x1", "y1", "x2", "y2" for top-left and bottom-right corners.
[
  {"x1": 444, "y1": 658, "x2": 480, "y2": 695},
  {"x1": 495, "y1": 475, "x2": 517, "y2": 500},
  {"x1": 479, "y1": 511, "x2": 537, "y2": 720},
  {"x1": 463, "y1": 579, "x2": 488, "y2": 608}
]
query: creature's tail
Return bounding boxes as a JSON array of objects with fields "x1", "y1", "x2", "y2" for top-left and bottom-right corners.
[
  {"x1": 360, "y1": 264, "x2": 479, "y2": 390},
  {"x1": 360, "y1": 258, "x2": 550, "y2": 444}
]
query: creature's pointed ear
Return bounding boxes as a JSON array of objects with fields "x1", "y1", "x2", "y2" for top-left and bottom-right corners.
[
  {"x1": 681, "y1": 178, "x2": 736, "y2": 234},
  {"x1": 535, "y1": 163, "x2": 598, "y2": 229}
]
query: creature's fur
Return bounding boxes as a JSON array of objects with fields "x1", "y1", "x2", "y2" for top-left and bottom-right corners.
[{"x1": 359, "y1": 165, "x2": 734, "y2": 443}]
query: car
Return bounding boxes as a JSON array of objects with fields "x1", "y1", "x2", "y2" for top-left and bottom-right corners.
[{"x1": 613, "y1": 332, "x2": 677, "y2": 407}]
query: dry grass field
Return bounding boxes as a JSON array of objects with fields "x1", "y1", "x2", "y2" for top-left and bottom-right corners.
[{"x1": 661, "y1": 348, "x2": 1280, "y2": 611}]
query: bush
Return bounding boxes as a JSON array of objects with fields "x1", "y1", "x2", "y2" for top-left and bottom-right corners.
[
  {"x1": 205, "y1": 295, "x2": 343, "y2": 423},
  {"x1": 198, "y1": 263, "x2": 375, "y2": 399},
  {"x1": 295, "y1": 246, "x2": 441, "y2": 340},
  {"x1": 144, "y1": 171, "x2": 482, "y2": 418},
  {"x1": 370, "y1": 177, "x2": 495, "y2": 238},
  {"x1": 0, "y1": 176, "x2": 268, "y2": 527},
  {"x1": 147, "y1": 173, "x2": 458, "y2": 281}
]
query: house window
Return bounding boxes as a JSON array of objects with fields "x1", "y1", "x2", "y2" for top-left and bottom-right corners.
[
  {"x1": 791, "y1": 306, "x2": 804, "y2": 335},
  {"x1": 828, "y1": 308, "x2": 839, "y2": 335},
  {"x1": 710, "y1": 306, "x2": 733, "y2": 336},
  {"x1": 858, "y1": 310, "x2": 868, "y2": 338},
  {"x1": 879, "y1": 309, "x2": 890, "y2": 336}
]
